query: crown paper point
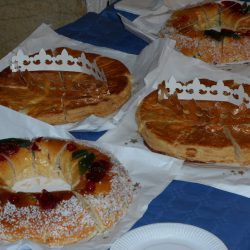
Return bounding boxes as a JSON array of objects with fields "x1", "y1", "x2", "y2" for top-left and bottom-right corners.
[
  {"x1": 158, "y1": 76, "x2": 250, "y2": 108},
  {"x1": 10, "y1": 49, "x2": 107, "y2": 82}
]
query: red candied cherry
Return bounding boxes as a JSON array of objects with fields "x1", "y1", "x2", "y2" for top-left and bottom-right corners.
[
  {"x1": 8, "y1": 194, "x2": 20, "y2": 205},
  {"x1": 35, "y1": 137, "x2": 43, "y2": 142},
  {"x1": 86, "y1": 160, "x2": 110, "y2": 182},
  {"x1": 98, "y1": 160, "x2": 111, "y2": 171},
  {"x1": 67, "y1": 143, "x2": 77, "y2": 151},
  {"x1": 85, "y1": 180, "x2": 96, "y2": 193},
  {"x1": 91, "y1": 161, "x2": 107, "y2": 172},
  {"x1": 86, "y1": 171, "x2": 105, "y2": 182},
  {"x1": 31, "y1": 142, "x2": 40, "y2": 151},
  {"x1": 86, "y1": 162, "x2": 107, "y2": 180},
  {"x1": 38, "y1": 189, "x2": 58, "y2": 209},
  {"x1": 90, "y1": 160, "x2": 110, "y2": 172},
  {"x1": 0, "y1": 143, "x2": 19, "y2": 157}
]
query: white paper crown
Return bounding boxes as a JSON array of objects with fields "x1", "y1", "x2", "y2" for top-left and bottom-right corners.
[
  {"x1": 158, "y1": 76, "x2": 250, "y2": 108},
  {"x1": 10, "y1": 49, "x2": 107, "y2": 82}
]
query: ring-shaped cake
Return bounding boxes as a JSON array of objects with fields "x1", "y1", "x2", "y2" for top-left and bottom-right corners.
[
  {"x1": 160, "y1": 1, "x2": 250, "y2": 64},
  {"x1": 0, "y1": 137, "x2": 134, "y2": 246}
]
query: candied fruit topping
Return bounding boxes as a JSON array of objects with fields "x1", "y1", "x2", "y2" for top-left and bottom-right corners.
[
  {"x1": 34, "y1": 137, "x2": 43, "y2": 142},
  {"x1": 95, "y1": 159, "x2": 111, "y2": 171},
  {"x1": 7, "y1": 192, "x2": 38, "y2": 207},
  {"x1": 0, "y1": 143, "x2": 19, "y2": 157},
  {"x1": 86, "y1": 171, "x2": 105, "y2": 182},
  {"x1": 73, "y1": 149, "x2": 96, "y2": 175},
  {"x1": 79, "y1": 158, "x2": 90, "y2": 175},
  {"x1": 8, "y1": 194, "x2": 20, "y2": 205},
  {"x1": 85, "y1": 160, "x2": 110, "y2": 182},
  {"x1": 72, "y1": 149, "x2": 89, "y2": 159},
  {"x1": 27, "y1": 194, "x2": 38, "y2": 205},
  {"x1": 37, "y1": 189, "x2": 59, "y2": 210},
  {"x1": 67, "y1": 142, "x2": 77, "y2": 151},
  {"x1": 85, "y1": 180, "x2": 96, "y2": 193},
  {"x1": 31, "y1": 142, "x2": 40, "y2": 151}
]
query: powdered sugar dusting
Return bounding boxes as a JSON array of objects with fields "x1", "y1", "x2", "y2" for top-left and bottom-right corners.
[
  {"x1": 0, "y1": 195, "x2": 97, "y2": 244},
  {"x1": 0, "y1": 201, "x2": 45, "y2": 241},
  {"x1": 83, "y1": 156, "x2": 134, "y2": 229},
  {"x1": 42, "y1": 195, "x2": 97, "y2": 244},
  {"x1": 0, "y1": 138, "x2": 136, "y2": 246}
]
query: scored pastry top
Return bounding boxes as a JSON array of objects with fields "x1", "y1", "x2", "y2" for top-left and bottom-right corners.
[
  {"x1": 136, "y1": 78, "x2": 250, "y2": 165},
  {"x1": 0, "y1": 48, "x2": 132, "y2": 124}
]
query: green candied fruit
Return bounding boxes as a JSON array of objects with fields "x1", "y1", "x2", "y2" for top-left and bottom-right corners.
[
  {"x1": 79, "y1": 158, "x2": 89, "y2": 175},
  {"x1": 85, "y1": 153, "x2": 96, "y2": 165},
  {"x1": 72, "y1": 149, "x2": 89, "y2": 159},
  {"x1": 27, "y1": 194, "x2": 38, "y2": 204},
  {"x1": 0, "y1": 138, "x2": 31, "y2": 148},
  {"x1": 78, "y1": 153, "x2": 96, "y2": 175}
]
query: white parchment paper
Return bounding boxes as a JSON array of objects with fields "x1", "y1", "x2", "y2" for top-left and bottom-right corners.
[
  {"x1": 115, "y1": 0, "x2": 168, "y2": 16},
  {"x1": 0, "y1": 23, "x2": 139, "y2": 137},
  {"x1": 99, "y1": 38, "x2": 250, "y2": 199}
]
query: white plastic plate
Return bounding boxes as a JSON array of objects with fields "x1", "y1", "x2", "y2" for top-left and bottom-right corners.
[{"x1": 111, "y1": 223, "x2": 228, "y2": 250}]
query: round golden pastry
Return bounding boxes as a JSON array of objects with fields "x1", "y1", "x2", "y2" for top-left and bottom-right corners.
[
  {"x1": 0, "y1": 137, "x2": 134, "y2": 246},
  {"x1": 160, "y1": 1, "x2": 250, "y2": 64},
  {"x1": 136, "y1": 79, "x2": 250, "y2": 165},
  {"x1": 0, "y1": 48, "x2": 132, "y2": 124}
]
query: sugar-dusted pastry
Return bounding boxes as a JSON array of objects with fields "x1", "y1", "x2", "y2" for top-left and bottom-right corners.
[
  {"x1": 160, "y1": 1, "x2": 250, "y2": 64},
  {"x1": 0, "y1": 137, "x2": 135, "y2": 246}
]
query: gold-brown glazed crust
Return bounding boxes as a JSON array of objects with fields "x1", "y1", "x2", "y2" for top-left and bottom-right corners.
[{"x1": 0, "y1": 48, "x2": 132, "y2": 124}]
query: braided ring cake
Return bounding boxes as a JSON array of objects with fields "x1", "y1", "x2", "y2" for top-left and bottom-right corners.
[
  {"x1": 136, "y1": 79, "x2": 250, "y2": 166},
  {"x1": 0, "y1": 48, "x2": 132, "y2": 124},
  {"x1": 160, "y1": 1, "x2": 250, "y2": 64},
  {"x1": 0, "y1": 137, "x2": 134, "y2": 246}
]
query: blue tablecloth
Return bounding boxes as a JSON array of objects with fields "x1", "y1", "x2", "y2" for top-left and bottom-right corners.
[
  {"x1": 57, "y1": 6, "x2": 147, "y2": 55},
  {"x1": 133, "y1": 180, "x2": 250, "y2": 250},
  {"x1": 56, "y1": 6, "x2": 250, "y2": 250}
]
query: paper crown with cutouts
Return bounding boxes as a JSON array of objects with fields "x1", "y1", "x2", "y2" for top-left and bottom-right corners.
[
  {"x1": 10, "y1": 48, "x2": 107, "y2": 82},
  {"x1": 158, "y1": 76, "x2": 250, "y2": 108}
]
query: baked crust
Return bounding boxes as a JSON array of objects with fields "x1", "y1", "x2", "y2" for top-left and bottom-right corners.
[
  {"x1": 0, "y1": 48, "x2": 132, "y2": 124},
  {"x1": 136, "y1": 80, "x2": 250, "y2": 165},
  {"x1": 160, "y1": 1, "x2": 250, "y2": 64},
  {"x1": 0, "y1": 137, "x2": 134, "y2": 246}
]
